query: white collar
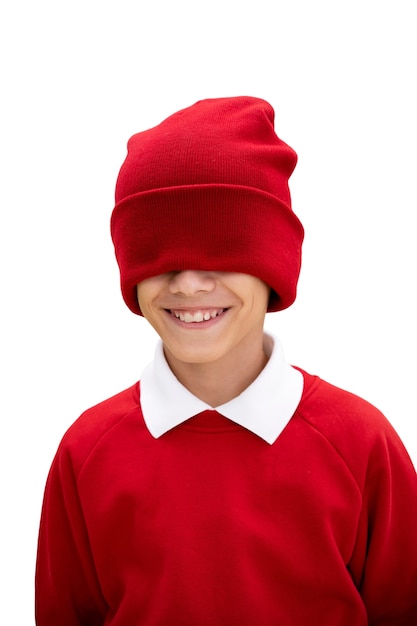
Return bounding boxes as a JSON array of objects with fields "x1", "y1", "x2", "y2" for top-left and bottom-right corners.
[{"x1": 140, "y1": 332, "x2": 304, "y2": 444}]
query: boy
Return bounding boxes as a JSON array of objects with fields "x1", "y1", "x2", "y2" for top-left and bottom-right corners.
[{"x1": 35, "y1": 96, "x2": 417, "y2": 625}]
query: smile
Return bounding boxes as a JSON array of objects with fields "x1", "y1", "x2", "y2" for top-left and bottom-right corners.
[{"x1": 169, "y1": 309, "x2": 225, "y2": 323}]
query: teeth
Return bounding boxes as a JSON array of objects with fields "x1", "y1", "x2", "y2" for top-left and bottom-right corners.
[{"x1": 171, "y1": 309, "x2": 224, "y2": 323}]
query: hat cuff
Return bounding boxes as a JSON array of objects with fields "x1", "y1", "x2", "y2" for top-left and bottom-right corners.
[{"x1": 111, "y1": 184, "x2": 304, "y2": 315}]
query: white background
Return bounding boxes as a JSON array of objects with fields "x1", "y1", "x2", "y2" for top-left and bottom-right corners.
[{"x1": 1, "y1": 1, "x2": 416, "y2": 623}]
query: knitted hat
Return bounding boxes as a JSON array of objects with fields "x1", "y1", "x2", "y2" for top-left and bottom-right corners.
[{"x1": 111, "y1": 96, "x2": 304, "y2": 315}]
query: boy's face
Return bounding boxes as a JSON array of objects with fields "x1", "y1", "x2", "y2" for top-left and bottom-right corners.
[{"x1": 136, "y1": 271, "x2": 270, "y2": 369}]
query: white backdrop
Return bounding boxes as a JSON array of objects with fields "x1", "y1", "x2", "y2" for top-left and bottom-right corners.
[{"x1": 1, "y1": 1, "x2": 416, "y2": 623}]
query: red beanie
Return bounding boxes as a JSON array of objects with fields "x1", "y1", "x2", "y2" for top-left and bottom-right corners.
[{"x1": 111, "y1": 96, "x2": 304, "y2": 315}]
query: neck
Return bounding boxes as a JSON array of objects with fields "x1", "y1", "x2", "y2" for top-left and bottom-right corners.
[{"x1": 163, "y1": 332, "x2": 269, "y2": 407}]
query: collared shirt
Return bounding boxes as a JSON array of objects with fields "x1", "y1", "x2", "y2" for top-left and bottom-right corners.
[{"x1": 140, "y1": 332, "x2": 304, "y2": 445}]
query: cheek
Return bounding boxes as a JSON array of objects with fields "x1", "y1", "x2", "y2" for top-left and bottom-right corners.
[
  {"x1": 136, "y1": 287, "x2": 145, "y2": 312},
  {"x1": 257, "y1": 282, "x2": 271, "y2": 309},
  {"x1": 247, "y1": 285, "x2": 270, "y2": 313},
  {"x1": 136, "y1": 283, "x2": 156, "y2": 309},
  {"x1": 136, "y1": 291, "x2": 156, "y2": 322}
]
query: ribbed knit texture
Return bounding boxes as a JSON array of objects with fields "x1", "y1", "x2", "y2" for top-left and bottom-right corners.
[{"x1": 111, "y1": 97, "x2": 304, "y2": 315}]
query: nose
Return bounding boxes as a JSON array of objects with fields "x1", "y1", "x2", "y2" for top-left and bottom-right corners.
[{"x1": 168, "y1": 270, "x2": 216, "y2": 296}]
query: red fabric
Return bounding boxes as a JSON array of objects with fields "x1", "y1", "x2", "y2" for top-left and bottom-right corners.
[
  {"x1": 110, "y1": 97, "x2": 304, "y2": 315},
  {"x1": 35, "y1": 372, "x2": 417, "y2": 625}
]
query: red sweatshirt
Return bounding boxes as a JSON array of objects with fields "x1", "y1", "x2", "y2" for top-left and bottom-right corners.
[{"x1": 35, "y1": 370, "x2": 417, "y2": 625}]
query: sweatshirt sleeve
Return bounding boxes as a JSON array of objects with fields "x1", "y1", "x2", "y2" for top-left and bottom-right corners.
[
  {"x1": 35, "y1": 442, "x2": 107, "y2": 626},
  {"x1": 349, "y1": 423, "x2": 417, "y2": 625}
]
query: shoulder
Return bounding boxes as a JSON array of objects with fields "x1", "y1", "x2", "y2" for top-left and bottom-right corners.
[
  {"x1": 56, "y1": 382, "x2": 142, "y2": 474},
  {"x1": 295, "y1": 368, "x2": 415, "y2": 484},
  {"x1": 297, "y1": 368, "x2": 388, "y2": 434}
]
